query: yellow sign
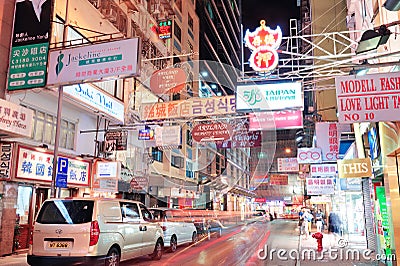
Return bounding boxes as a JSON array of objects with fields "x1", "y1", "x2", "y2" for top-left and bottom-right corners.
[{"x1": 338, "y1": 158, "x2": 372, "y2": 178}]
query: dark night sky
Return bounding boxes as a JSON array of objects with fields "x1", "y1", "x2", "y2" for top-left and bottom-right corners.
[{"x1": 242, "y1": 0, "x2": 301, "y2": 37}]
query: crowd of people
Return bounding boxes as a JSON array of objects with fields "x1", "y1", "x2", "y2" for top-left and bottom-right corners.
[{"x1": 298, "y1": 208, "x2": 342, "y2": 239}]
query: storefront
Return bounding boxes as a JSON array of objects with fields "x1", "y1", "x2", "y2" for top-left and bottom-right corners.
[{"x1": 4, "y1": 143, "x2": 91, "y2": 252}]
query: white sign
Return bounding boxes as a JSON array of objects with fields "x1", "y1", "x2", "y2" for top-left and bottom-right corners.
[
  {"x1": 277, "y1": 158, "x2": 299, "y2": 172},
  {"x1": 97, "y1": 162, "x2": 120, "y2": 178},
  {"x1": 297, "y1": 147, "x2": 322, "y2": 164},
  {"x1": 236, "y1": 82, "x2": 303, "y2": 111},
  {"x1": 306, "y1": 177, "x2": 335, "y2": 195},
  {"x1": 0, "y1": 98, "x2": 33, "y2": 138},
  {"x1": 15, "y1": 146, "x2": 90, "y2": 186},
  {"x1": 310, "y1": 164, "x2": 337, "y2": 177},
  {"x1": 155, "y1": 126, "x2": 181, "y2": 147},
  {"x1": 315, "y1": 122, "x2": 350, "y2": 162},
  {"x1": 335, "y1": 71, "x2": 400, "y2": 123},
  {"x1": 47, "y1": 38, "x2": 141, "y2": 86},
  {"x1": 64, "y1": 84, "x2": 124, "y2": 122}
]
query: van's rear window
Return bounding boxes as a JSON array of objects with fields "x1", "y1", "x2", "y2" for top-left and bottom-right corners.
[{"x1": 36, "y1": 200, "x2": 94, "y2": 224}]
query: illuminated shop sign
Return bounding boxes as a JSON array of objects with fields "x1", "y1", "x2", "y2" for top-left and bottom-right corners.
[
  {"x1": 158, "y1": 20, "x2": 172, "y2": 39},
  {"x1": 244, "y1": 20, "x2": 282, "y2": 72}
]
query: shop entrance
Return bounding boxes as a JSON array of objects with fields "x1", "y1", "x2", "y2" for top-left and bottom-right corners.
[{"x1": 15, "y1": 186, "x2": 49, "y2": 250}]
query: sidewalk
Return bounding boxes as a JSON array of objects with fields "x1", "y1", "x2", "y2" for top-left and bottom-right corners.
[{"x1": 298, "y1": 230, "x2": 390, "y2": 266}]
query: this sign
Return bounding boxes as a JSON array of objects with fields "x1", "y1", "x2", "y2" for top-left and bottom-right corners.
[
  {"x1": 244, "y1": 20, "x2": 282, "y2": 72},
  {"x1": 335, "y1": 72, "x2": 400, "y2": 123},
  {"x1": 297, "y1": 148, "x2": 322, "y2": 164},
  {"x1": 15, "y1": 146, "x2": 90, "y2": 186},
  {"x1": 56, "y1": 157, "x2": 68, "y2": 188},
  {"x1": 0, "y1": 142, "x2": 13, "y2": 180},
  {"x1": 150, "y1": 67, "x2": 186, "y2": 94},
  {"x1": 277, "y1": 158, "x2": 299, "y2": 172},
  {"x1": 306, "y1": 177, "x2": 335, "y2": 195},
  {"x1": 158, "y1": 20, "x2": 172, "y2": 39},
  {"x1": 47, "y1": 38, "x2": 141, "y2": 86},
  {"x1": 315, "y1": 122, "x2": 350, "y2": 162},
  {"x1": 310, "y1": 195, "x2": 331, "y2": 204},
  {"x1": 249, "y1": 109, "x2": 303, "y2": 131},
  {"x1": 130, "y1": 176, "x2": 148, "y2": 190},
  {"x1": 236, "y1": 82, "x2": 303, "y2": 111},
  {"x1": 64, "y1": 84, "x2": 124, "y2": 122},
  {"x1": 192, "y1": 122, "x2": 233, "y2": 142},
  {"x1": 0, "y1": 98, "x2": 34, "y2": 138},
  {"x1": 8, "y1": 0, "x2": 52, "y2": 90},
  {"x1": 105, "y1": 130, "x2": 128, "y2": 151},
  {"x1": 141, "y1": 95, "x2": 236, "y2": 120},
  {"x1": 337, "y1": 158, "x2": 372, "y2": 178}
]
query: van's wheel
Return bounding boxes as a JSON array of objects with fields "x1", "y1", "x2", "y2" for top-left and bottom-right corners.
[
  {"x1": 150, "y1": 239, "x2": 163, "y2": 260},
  {"x1": 170, "y1": 235, "x2": 177, "y2": 252},
  {"x1": 192, "y1": 232, "x2": 198, "y2": 244},
  {"x1": 105, "y1": 247, "x2": 120, "y2": 266}
]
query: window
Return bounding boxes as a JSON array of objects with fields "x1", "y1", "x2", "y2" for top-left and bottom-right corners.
[
  {"x1": 174, "y1": 23, "x2": 181, "y2": 43},
  {"x1": 152, "y1": 147, "x2": 163, "y2": 162},
  {"x1": 171, "y1": 155, "x2": 184, "y2": 168},
  {"x1": 23, "y1": 105, "x2": 76, "y2": 150},
  {"x1": 186, "y1": 129, "x2": 192, "y2": 146},
  {"x1": 186, "y1": 161, "x2": 193, "y2": 178},
  {"x1": 36, "y1": 200, "x2": 94, "y2": 224},
  {"x1": 139, "y1": 204, "x2": 153, "y2": 221},
  {"x1": 120, "y1": 202, "x2": 140, "y2": 220},
  {"x1": 188, "y1": 14, "x2": 193, "y2": 31}
]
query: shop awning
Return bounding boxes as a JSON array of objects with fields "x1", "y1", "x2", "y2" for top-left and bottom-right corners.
[{"x1": 229, "y1": 185, "x2": 257, "y2": 198}]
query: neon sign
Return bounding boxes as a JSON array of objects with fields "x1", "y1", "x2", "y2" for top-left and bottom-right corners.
[{"x1": 244, "y1": 20, "x2": 282, "y2": 72}]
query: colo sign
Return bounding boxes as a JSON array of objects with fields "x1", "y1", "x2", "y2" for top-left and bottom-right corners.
[{"x1": 335, "y1": 72, "x2": 400, "y2": 123}]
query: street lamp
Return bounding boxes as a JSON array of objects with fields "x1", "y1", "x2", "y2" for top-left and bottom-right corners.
[{"x1": 356, "y1": 25, "x2": 391, "y2": 54}]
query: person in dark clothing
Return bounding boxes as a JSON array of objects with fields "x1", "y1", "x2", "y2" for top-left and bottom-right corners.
[
  {"x1": 328, "y1": 212, "x2": 342, "y2": 235},
  {"x1": 12, "y1": 0, "x2": 52, "y2": 46}
]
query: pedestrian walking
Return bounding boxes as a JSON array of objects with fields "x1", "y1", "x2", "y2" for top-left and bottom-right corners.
[{"x1": 315, "y1": 210, "x2": 323, "y2": 232}]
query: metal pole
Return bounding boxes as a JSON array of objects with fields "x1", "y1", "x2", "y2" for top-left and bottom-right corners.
[{"x1": 50, "y1": 0, "x2": 69, "y2": 198}]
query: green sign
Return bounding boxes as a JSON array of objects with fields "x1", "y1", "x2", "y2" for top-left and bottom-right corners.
[
  {"x1": 376, "y1": 186, "x2": 392, "y2": 258},
  {"x1": 8, "y1": 43, "x2": 48, "y2": 90}
]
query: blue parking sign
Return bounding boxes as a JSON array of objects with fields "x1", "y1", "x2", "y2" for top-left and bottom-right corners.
[{"x1": 56, "y1": 157, "x2": 68, "y2": 188}]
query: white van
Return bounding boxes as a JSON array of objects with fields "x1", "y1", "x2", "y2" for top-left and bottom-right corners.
[
  {"x1": 27, "y1": 198, "x2": 164, "y2": 266},
  {"x1": 150, "y1": 208, "x2": 198, "y2": 252}
]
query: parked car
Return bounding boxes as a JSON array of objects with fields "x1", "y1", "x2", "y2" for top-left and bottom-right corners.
[
  {"x1": 150, "y1": 208, "x2": 198, "y2": 252},
  {"x1": 27, "y1": 198, "x2": 164, "y2": 266},
  {"x1": 206, "y1": 219, "x2": 224, "y2": 239}
]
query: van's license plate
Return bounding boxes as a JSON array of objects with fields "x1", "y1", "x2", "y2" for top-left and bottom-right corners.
[{"x1": 48, "y1": 242, "x2": 70, "y2": 248}]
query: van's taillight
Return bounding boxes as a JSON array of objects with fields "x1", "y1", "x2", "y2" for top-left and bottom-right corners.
[
  {"x1": 161, "y1": 225, "x2": 167, "y2": 231},
  {"x1": 29, "y1": 225, "x2": 34, "y2": 245},
  {"x1": 89, "y1": 220, "x2": 100, "y2": 246}
]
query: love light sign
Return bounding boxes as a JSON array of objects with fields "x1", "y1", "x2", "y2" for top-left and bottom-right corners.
[{"x1": 244, "y1": 20, "x2": 282, "y2": 72}]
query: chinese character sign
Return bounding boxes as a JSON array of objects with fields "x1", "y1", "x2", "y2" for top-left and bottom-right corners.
[
  {"x1": 15, "y1": 146, "x2": 90, "y2": 186},
  {"x1": 244, "y1": 20, "x2": 282, "y2": 72},
  {"x1": 8, "y1": 0, "x2": 53, "y2": 90}
]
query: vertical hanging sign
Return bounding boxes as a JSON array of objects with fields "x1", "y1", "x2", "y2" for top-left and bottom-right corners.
[
  {"x1": 244, "y1": 20, "x2": 282, "y2": 72},
  {"x1": 8, "y1": 0, "x2": 53, "y2": 90}
]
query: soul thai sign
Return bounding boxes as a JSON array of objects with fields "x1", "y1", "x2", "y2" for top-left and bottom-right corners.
[{"x1": 335, "y1": 72, "x2": 400, "y2": 123}]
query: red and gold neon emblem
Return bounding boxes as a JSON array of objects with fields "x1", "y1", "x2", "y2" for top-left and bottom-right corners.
[{"x1": 244, "y1": 20, "x2": 282, "y2": 72}]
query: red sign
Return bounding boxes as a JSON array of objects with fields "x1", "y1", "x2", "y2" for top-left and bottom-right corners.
[
  {"x1": 150, "y1": 68, "x2": 186, "y2": 94},
  {"x1": 244, "y1": 20, "x2": 282, "y2": 72},
  {"x1": 192, "y1": 122, "x2": 233, "y2": 142},
  {"x1": 268, "y1": 174, "x2": 288, "y2": 185},
  {"x1": 254, "y1": 198, "x2": 266, "y2": 203},
  {"x1": 130, "y1": 177, "x2": 148, "y2": 190},
  {"x1": 249, "y1": 110, "x2": 303, "y2": 130}
]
